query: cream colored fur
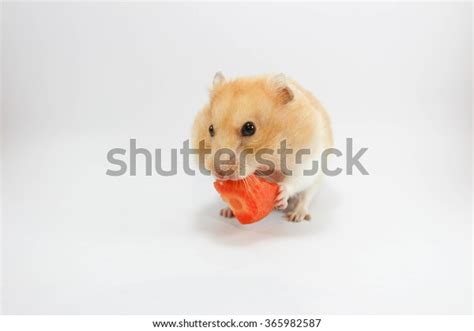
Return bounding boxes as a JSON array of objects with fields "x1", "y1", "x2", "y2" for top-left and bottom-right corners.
[{"x1": 192, "y1": 73, "x2": 333, "y2": 222}]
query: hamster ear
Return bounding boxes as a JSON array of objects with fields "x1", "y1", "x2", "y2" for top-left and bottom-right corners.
[
  {"x1": 213, "y1": 72, "x2": 225, "y2": 87},
  {"x1": 270, "y1": 73, "x2": 294, "y2": 104}
]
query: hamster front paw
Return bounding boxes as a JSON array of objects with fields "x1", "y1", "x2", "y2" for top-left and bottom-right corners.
[
  {"x1": 274, "y1": 184, "x2": 290, "y2": 210},
  {"x1": 219, "y1": 207, "x2": 234, "y2": 218}
]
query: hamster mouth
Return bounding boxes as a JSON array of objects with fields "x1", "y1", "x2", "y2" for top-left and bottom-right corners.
[
  {"x1": 213, "y1": 162, "x2": 282, "y2": 181},
  {"x1": 254, "y1": 167, "x2": 284, "y2": 183},
  {"x1": 213, "y1": 167, "x2": 256, "y2": 181},
  {"x1": 214, "y1": 173, "x2": 252, "y2": 181}
]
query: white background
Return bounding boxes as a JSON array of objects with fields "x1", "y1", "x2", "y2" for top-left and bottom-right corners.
[{"x1": 1, "y1": 2, "x2": 472, "y2": 314}]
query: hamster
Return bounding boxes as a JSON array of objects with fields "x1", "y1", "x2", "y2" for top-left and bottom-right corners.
[{"x1": 192, "y1": 73, "x2": 333, "y2": 222}]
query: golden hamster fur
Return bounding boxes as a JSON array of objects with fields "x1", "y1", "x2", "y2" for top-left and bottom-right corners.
[{"x1": 192, "y1": 73, "x2": 333, "y2": 222}]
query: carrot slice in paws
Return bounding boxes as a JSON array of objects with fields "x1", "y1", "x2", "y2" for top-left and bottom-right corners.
[{"x1": 214, "y1": 175, "x2": 279, "y2": 224}]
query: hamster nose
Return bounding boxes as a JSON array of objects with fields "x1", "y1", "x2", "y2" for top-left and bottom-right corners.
[{"x1": 217, "y1": 153, "x2": 236, "y2": 163}]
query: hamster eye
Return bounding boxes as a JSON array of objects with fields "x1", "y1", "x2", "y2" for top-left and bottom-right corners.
[
  {"x1": 241, "y1": 121, "x2": 256, "y2": 136},
  {"x1": 209, "y1": 124, "x2": 215, "y2": 137}
]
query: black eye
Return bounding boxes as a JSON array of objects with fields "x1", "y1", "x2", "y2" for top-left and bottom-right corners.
[
  {"x1": 209, "y1": 124, "x2": 215, "y2": 137},
  {"x1": 241, "y1": 121, "x2": 256, "y2": 136}
]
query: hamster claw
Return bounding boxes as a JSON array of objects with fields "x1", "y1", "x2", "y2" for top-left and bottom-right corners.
[
  {"x1": 286, "y1": 210, "x2": 311, "y2": 222},
  {"x1": 219, "y1": 207, "x2": 234, "y2": 218}
]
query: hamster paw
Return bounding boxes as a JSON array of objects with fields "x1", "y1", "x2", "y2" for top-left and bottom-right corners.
[
  {"x1": 219, "y1": 207, "x2": 234, "y2": 218},
  {"x1": 274, "y1": 184, "x2": 290, "y2": 210},
  {"x1": 286, "y1": 209, "x2": 311, "y2": 222}
]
